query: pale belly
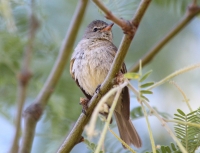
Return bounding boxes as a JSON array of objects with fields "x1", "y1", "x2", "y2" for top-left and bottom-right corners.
[{"x1": 73, "y1": 48, "x2": 114, "y2": 96}]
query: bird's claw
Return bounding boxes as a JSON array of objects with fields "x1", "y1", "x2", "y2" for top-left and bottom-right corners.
[
  {"x1": 115, "y1": 73, "x2": 124, "y2": 85},
  {"x1": 95, "y1": 84, "x2": 101, "y2": 94},
  {"x1": 80, "y1": 97, "x2": 89, "y2": 115}
]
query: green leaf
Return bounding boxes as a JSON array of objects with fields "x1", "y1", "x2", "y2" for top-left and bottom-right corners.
[
  {"x1": 139, "y1": 70, "x2": 153, "y2": 82},
  {"x1": 124, "y1": 72, "x2": 140, "y2": 79},
  {"x1": 141, "y1": 95, "x2": 149, "y2": 102},
  {"x1": 140, "y1": 82, "x2": 154, "y2": 88},
  {"x1": 140, "y1": 90, "x2": 153, "y2": 94},
  {"x1": 171, "y1": 143, "x2": 177, "y2": 151},
  {"x1": 177, "y1": 109, "x2": 185, "y2": 116},
  {"x1": 84, "y1": 139, "x2": 99, "y2": 151},
  {"x1": 165, "y1": 146, "x2": 171, "y2": 152},
  {"x1": 131, "y1": 106, "x2": 144, "y2": 119},
  {"x1": 174, "y1": 108, "x2": 200, "y2": 152},
  {"x1": 161, "y1": 146, "x2": 166, "y2": 153}
]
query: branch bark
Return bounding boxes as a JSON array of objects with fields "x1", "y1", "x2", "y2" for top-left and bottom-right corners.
[
  {"x1": 57, "y1": 0, "x2": 151, "y2": 152},
  {"x1": 9, "y1": 1, "x2": 39, "y2": 152},
  {"x1": 18, "y1": 0, "x2": 89, "y2": 152},
  {"x1": 129, "y1": 2, "x2": 200, "y2": 72}
]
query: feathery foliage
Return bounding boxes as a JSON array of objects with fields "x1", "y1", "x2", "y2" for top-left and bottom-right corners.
[
  {"x1": 146, "y1": 108, "x2": 200, "y2": 153},
  {"x1": 174, "y1": 108, "x2": 200, "y2": 153}
]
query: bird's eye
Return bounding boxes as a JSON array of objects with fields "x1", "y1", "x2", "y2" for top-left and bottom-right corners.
[{"x1": 93, "y1": 27, "x2": 98, "y2": 32}]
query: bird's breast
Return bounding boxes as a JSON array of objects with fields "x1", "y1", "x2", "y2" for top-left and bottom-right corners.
[{"x1": 72, "y1": 40, "x2": 115, "y2": 95}]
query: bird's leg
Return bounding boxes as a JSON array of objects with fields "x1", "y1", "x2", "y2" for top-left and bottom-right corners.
[
  {"x1": 115, "y1": 72, "x2": 124, "y2": 85},
  {"x1": 79, "y1": 97, "x2": 89, "y2": 115}
]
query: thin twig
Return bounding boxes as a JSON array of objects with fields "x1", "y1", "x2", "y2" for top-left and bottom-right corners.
[
  {"x1": 57, "y1": 1, "x2": 151, "y2": 152},
  {"x1": 19, "y1": 0, "x2": 89, "y2": 153},
  {"x1": 92, "y1": 0, "x2": 151, "y2": 35},
  {"x1": 147, "y1": 63, "x2": 200, "y2": 90},
  {"x1": 140, "y1": 102, "x2": 156, "y2": 153},
  {"x1": 169, "y1": 81, "x2": 193, "y2": 112},
  {"x1": 127, "y1": 81, "x2": 187, "y2": 153},
  {"x1": 92, "y1": 0, "x2": 132, "y2": 34},
  {"x1": 92, "y1": 0, "x2": 126, "y2": 28},
  {"x1": 87, "y1": 86, "x2": 119, "y2": 139},
  {"x1": 95, "y1": 86, "x2": 123, "y2": 153},
  {"x1": 10, "y1": 1, "x2": 39, "y2": 153},
  {"x1": 129, "y1": 3, "x2": 200, "y2": 72},
  {"x1": 164, "y1": 119, "x2": 200, "y2": 128},
  {"x1": 108, "y1": 127, "x2": 136, "y2": 153},
  {"x1": 142, "y1": 100, "x2": 187, "y2": 153},
  {"x1": 193, "y1": 0, "x2": 197, "y2": 5}
]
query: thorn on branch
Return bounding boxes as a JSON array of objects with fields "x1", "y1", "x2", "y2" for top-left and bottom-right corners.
[{"x1": 23, "y1": 103, "x2": 43, "y2": 121}]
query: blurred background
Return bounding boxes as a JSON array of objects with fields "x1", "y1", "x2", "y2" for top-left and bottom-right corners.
[{"x1": 0, "y1": 0, "x2": 200, "y2": 152}]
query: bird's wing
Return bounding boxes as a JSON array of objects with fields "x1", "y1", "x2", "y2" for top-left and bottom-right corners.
[
  {"x1": 108, "y1": 42, "x2": 130, "y2": 120},
  {"x1": 121, "y1": 63, "x2": 130, "y2": 120}
]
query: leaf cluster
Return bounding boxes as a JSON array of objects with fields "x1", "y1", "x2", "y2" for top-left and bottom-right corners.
[
  {"x1": 146, "y1": 108, "x2": 200, "y2": 153},
  {"x1": 174, "y1": 108, "x2": 200, "y2": 153}
]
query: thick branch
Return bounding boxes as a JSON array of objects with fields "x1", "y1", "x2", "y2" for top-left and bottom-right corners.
[
  {"x1": 9, "y1": 1, "x2": 39, "y2": 153},
  {"x1": 57, "y1": 0, "x2": 151, "y2": 152},
  {"x1": 129, "y1": 3, "x2": 200, "y2": 72},
  {"x1": 19, "y1": 0, "x2": 89, "y2": 153}
]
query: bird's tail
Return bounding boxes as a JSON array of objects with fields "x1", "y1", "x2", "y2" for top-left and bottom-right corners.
[{"x1": 114, "y1": 111, "x2": 142, "y2": 148}]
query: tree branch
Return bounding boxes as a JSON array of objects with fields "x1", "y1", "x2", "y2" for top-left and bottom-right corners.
[
  {"x1": 92, "y1": 0, "x2": 142, "y2": 35},
  {"x1": 146, "y1": 63, "x2": 200, "y2": 90},
  {"x1": 129, "y1": 3, "x2": 200, "y2": 72},
  {"x1": 18, "y1": 0, "x2": 89, "y2": 152},
  {"x1": 57, "y1": 0, "x2": 151, "y2": 152},
  {"x1": 95, "y1": 85, "x2": 123, "y2": 153},
  {"x1": 9, "y1": 1, "x2": 39, "y2": 152},
  {"x1": 142, "y1": 100, "x2": 187, "y2": 153}
]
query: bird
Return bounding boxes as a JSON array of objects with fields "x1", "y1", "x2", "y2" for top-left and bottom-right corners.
[{"x1": 70, "y1": 20, "x2": 142, "y2": 148}]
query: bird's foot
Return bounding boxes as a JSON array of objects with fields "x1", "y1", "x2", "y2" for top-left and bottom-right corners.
[
  {"x1": 95, "y1": 84, "x2": 101, "y2": 94},
  {"x1": 80, "y1": 97, "x2": 89, "y2": 115},
  {"x1": 115, "y1": 72, "x2": 124, "y2": 85}
]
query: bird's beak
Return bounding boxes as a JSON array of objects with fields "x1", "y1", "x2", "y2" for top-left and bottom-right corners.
[{"x1": 101, "y1": 23, "x2": 114, "y2": 32}]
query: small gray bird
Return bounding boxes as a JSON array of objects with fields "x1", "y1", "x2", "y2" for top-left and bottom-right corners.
[{"x1": 70, "y1": 20, "x2": 142, "y2": 148}]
